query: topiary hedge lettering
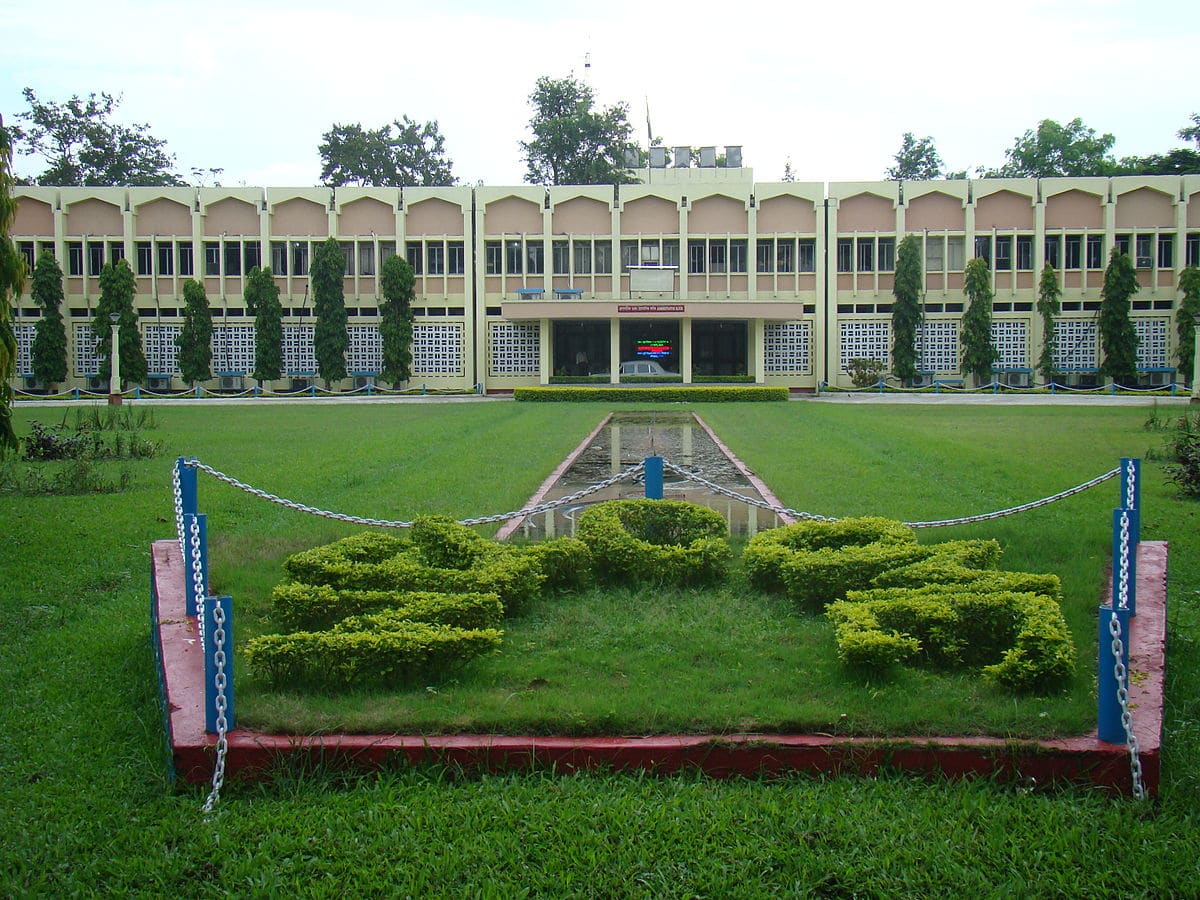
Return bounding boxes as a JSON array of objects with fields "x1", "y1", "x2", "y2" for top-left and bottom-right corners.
[
  {"x1": 576, "y1": 499, "x2": 732, "y2": 585},
  {"x1": 270, "y1": 584, "x2": 504, "y2": 633}
]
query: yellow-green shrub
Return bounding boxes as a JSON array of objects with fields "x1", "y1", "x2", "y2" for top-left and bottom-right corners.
[
  {"x1": 271, "y1": 583, "x2": 503, "y2": 632},
  {"x1": 521, "y1": 536, "x2": 594, "y2": 592}
]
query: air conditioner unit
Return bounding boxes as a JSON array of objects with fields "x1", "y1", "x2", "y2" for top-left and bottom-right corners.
[
  {"x1": 86, "y1": 376, "x2": 108, "y2": 392},
  {"x1": 290, "y1": 377, "x2": 313, "y2": 392},
  {"x1": 219, "y1": 375, "x2": 244, "y2": 391},
  {"x1": 1141, "y1": 371, "x2": 1171, "y2": 387},
  {"x1": 1000, "y1": 371, "x2": 1032, "y2": 388},
  {"x1": 1069, "y1": 372, "x2": 1100, "y2": 388},
  {"x1": 146, "y1": 376, "x2": 171, "y2": 391},
  {"x1": 353, "y1": 375, "x2": 375, "y2": 389},
  {"x1": 22, "y1": 377, "x2": 44, "y2": 392}
]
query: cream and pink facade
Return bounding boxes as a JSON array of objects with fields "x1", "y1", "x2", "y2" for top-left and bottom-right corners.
[{"x1": 8, "y1": 169, "x2": 1200, "y2": 393}]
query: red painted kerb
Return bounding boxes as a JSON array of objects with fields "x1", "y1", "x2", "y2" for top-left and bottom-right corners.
[{"x1": 152, "y1": 539, "x2": 1167, "y2": 796}]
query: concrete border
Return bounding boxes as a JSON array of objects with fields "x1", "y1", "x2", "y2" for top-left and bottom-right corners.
[{"x1": 154, "y1": 540, "x2": 1167, "y2": 796}]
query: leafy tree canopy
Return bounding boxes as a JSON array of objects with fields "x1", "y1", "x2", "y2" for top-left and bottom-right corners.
[
  {"x1": 1098, "y1": 248, "x2": 1140, "y2": 386},
  {"x1": 319, "y1": 117, "x2": 455, "y2": 187},
  {"x1": 0, "y1": 113, "x2": 22, "y2": 453},
  {"x1": 245, "y1": 266, "x2": 283, "y2": 384},
  {"x1": 992, "y1": 118, "x2": 1116, "y2": 178},
  {"x1": 521, "y1": 75, "x2": 639, "y2": 185},
  {"x1": 891, "y1": 235, "x2": 923, "y2": 383},
  {"x1": 379, "y1": 253, "x2": 415, "y2": 386},
  {"x1": 1179, "y1": 112, "x2": 1200, "y2": 147},
  {"x1": 886, "y1": 133, "x2": 944, "y2": 181},
  {"x1": 311, "y1": 238, "x2": 347, "y2": 385},
  {"x1": 10, "y1": 88, "x2": 183, "y2": 186},
  {"x1": 30, "y1": 249, "x2": 67, "y2": 386}
]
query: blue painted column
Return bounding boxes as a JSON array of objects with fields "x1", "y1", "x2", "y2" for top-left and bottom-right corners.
[
  {"x1": 644, "y1": 456, "x2": 664, "y2": 499},
  {"x1": 177, "y1": 457, "x2": 198, "y2": 518},
  {"x1": 203, "y1": 595, "x2": 235, "y2": 734},
  {"x1": 1097, "y1": 605, "x2": 1132, "y2": 743}
]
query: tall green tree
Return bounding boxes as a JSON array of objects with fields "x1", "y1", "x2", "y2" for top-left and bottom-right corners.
[
  {"x1": 311, "y1": 237, "x2": 347, "y2": 386},
  {"x1": 1179, "y1": 112, "x2": 1200, "y2": 147},
  {"x1": 1098, "y1": 248, "x2": 1140, "y2": 387},
  {"x1": 30, "y1": 249, "x2": 67, "y2": 387},
  {"x1": 1035, "y1": 263, "x2": 1062, "y2": 386},
  {"x1": 886, "y1": 133, "x2": 943, "y2": 181},
  {"x1": 1176, "y1": 265, "x2": 1200, "y2": 385},
  {"x1": 91, "y1": 260, "x2": 146, "y2": 387},
  {"x1": 992, "y1": 118, "x2": 1116, "y2": 178},
  {"x1": 319, "y1": 118, "x2": 455, "y2": 187},
  {"x1": 0, "y1": 113, "x2": 23, "y2": 454},
  {"x1": 891, "y1": 235, "x2": 923, "y2": 384},
  {"x1": 521, "y1": 75, "x2": 639, "y2": 185},
  {"x1": 245, "y1": 266, "x2": 282, "y2": 386},
  {"x1": 10, "y1": 88, "x2": 183, "y2": 186},
  {"x1": 960, "y1": 257, "x2": 999, "y2": 385},
  {"x1": 379, "y1": 254, "x2": 415, "y2": 386},
  {"x1": 176, "y1": 279, "x2": 212, "y2": 386}
]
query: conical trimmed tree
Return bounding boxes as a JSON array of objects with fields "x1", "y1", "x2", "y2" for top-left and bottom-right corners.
[
  {"x1": 92, "y1": 259, "x2": 146, "y2": 388},
  {"x1": 30, "y1": 249, "x2": 68, "y2": 388},
  {"x1": 176, "y1": 278, "x2": 213, "y2": 386},
  {"x1": 960, "y1": 257, "x2": 999, "y2": 386},
  {"x1": 1176, "y1": 265, "x2": 1200, "y2": 386},
  {"x1": 1098, "y1": 248, "x2": 1140, "y2": 387},
  {"x1": 245, "y1": 266, "x2": 282, "y2": 387},
  {"x1": 1035, "y1": 263, "x2": 1061, "y2": 386},
  {"x1": 891, "y1": 235, "x2": 922, "y2": 384},
  {"x1": 311, "y1": 237, "x2": 347, "y2": 387},
  {"x1": 380, "y1": 253, "x2": 415, "y2": 387}
]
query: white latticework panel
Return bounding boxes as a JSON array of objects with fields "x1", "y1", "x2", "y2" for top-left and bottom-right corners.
[
  {"x1": 489, "y1": 322, "x2": 539, "y2": 376},
  {"x1": 839, "y1": 320, "x2": 890, "y2": 370},
  {"x1": 1053, "y1": 320, "x2": 1098, "y2": 370},
  {"x1": 347, "y1": 325, "x2": 383, "y2": 373},
  {"x1": 1134, "y1": 318, "x2": 1169, "y2": 369},
  {"x1": 73, "y1": 323, "x2": 98, "y2": 375},
  {"x1": 917, "y1": 320, "x2": 959, "y2": 373},
  {"x1": 14, "y1": 324, "x2": 35, "y2": 376},
  {"x1": 145, "y1": 324, "x2": 182, "y2": 375},
  {"x1": 412, "y1": 323, "x2": 463, "y2": 375},
  {"x1": 764, "y1": 322, "x2": 811, "y2": 375},
  {"x1": 283, "y1": 325, "x2": 316, "y2": 374},
  {"x1": 990, "y1": 320, "x2": 1029, "y2": 369},
  {"x1": 211, "y1": 325, "x2": 255, "y2": 374}
]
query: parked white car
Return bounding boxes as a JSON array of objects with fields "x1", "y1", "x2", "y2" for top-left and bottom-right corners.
[{"x1": 594, "y1": 360, "x2": 678, "y2": 378}]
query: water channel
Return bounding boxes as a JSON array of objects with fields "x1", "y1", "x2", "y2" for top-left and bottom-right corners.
[{"x1": 497, "y1": 411, "x2": 789, "y2": 541}]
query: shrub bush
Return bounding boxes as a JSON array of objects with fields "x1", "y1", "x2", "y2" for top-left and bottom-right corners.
[
  {"x1": 576, "y1": 499, "x2": 732, "y2": 585},
  {"x1": 411, "y1": 516, "x2": 497, "y2": 569},
  {"x1": 520, "y1": 536, "x2": 594, "y2": 593},
  {"x1": 271, "y1": 583, "x2": 504, "y2": 632}
]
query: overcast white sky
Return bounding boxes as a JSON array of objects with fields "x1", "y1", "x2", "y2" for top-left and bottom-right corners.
[{"x1": 3, "y1": 0, "x2": 1198, "y2": 187}]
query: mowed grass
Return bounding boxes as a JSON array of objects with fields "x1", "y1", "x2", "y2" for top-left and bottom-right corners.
[{"x1": 2, "y1": 398, "x2": 1199, "y2": 895}]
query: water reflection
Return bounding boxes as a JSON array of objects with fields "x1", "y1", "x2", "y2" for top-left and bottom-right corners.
[{"x1": 500, "y1": 411, "x2": 786, "y2": 540}]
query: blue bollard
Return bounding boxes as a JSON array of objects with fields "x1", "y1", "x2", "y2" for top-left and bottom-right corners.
[
  {"x1": 1097, "y1": 605, "x2": 1133, "y2": 743},
  {"x1": 177, "y1": 457, "x2": 198, "y2": 518},
  {"x1": 203, "y1": 595, "x2": 236, "y2": 734},
  {"x1": 644, "y1": 455, "x2": 664, "y2": 499}
]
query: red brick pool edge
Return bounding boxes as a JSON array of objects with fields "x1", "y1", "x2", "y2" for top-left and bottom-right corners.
[{"x1": 153, "y1": 539, "x2": 1167, "y2": 796}]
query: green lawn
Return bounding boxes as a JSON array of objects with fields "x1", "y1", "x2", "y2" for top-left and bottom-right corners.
[{"x1": 2, "y1": 399, "x2": 1199, "y2": 895}]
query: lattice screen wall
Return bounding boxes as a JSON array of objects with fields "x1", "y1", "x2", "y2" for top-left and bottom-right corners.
[
  {"x1": 144, "y1": 324, "x2": 182, "y2": 374},
  {"x1": 413, "y1": 323, "x2": 464, "y2": 375},
  {"x1": 73, "y1": 323, "x2": 98, "y2": 375},
  {"x1": 13, "y1": 324, "x2": 34, "y2": 377},
  {"x1": 1053, "y1": 320, "x2": 1098, "y2": 369},
  {"x1": 990, "y1": 320, "x2": 1029, "y2": 369},
  {"x1": 839, "y1": 320, "x2": 890, "y2": 370},
  {"x1": 1134, "y1": 318, "x2": 1169, "y2": 369},
  {"x1": 347, "y1": 325, "x2": 383, "y2": 373},
  {"x1": 211, "y1": 326, "x2": 255, "y2": 374},
  {"x1": 282, "y1": 325, "x2": 316, "y2": 374},
  {"x1": 489, "y1": 322, "x2": 539, "y2": 376},
  {"x1": 764, "y1": 322, "x2": 811, "y2": 374},
  {"x1": 917, "y1": 321, "x2": 959, "y2": 373}
]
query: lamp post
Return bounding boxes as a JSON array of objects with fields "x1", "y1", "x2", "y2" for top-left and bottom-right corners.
[
  {"x1": 1192, "y1": 311, "x2": 1200, "y2": 404},
  {"x1": 108, "y1": 311, "x2": 122, "y2": 406}
]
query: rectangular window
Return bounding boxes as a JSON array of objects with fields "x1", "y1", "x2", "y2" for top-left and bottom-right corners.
[
  {"x1": 1044, "y1": 235, "x2": 1060, "y2": 270},
  {"x1": 157, "y1": 242, "x2": 174, "y2": 276},
  {"x1": 573, "y1": 240, "x2": 592, "y2": 274},
  {"x1": 340, "y1": 241, "x2": 355, "y2": 276},
  {"x1": 525, "y1": 242, "x2": 543, "y2": 275},
  {"x1": 406, "y1": 242, "x2": 423, "y2": 275},
  {"x1": 136, "y1": 241, "x2": 153, "y2": 276},
  {"x1": 205, "y1": 242, "x2": 221, "y2": 276},
  {"x1": 448, "y1": 241, "x2": 464, "y2": 275},
  {"x1": 1087, "y1": 235, "x2": 1104, "y2": 269},
  {"x1": 946, "y1": 236, "x2": 965, "y2": 271},
  {"x1": 756, "y1": 239, "x2": 773, "y2": 273},
  {"x1": 973, "y1": 235, "x2": 992, "y2": 266},
  {"x1": 552, "y1": 240, "x2": 569, "y2": 274},
  {"x1": 380, "y1": 240, "x2": 396, "y2": 264},
  {"x1": 877, "y1": 237, "x2": 895, "y2": 272},
  {"x1": 856, "y1": 238, "x2": 874, "y2": 273},
  {"x1": 594, "y1": 241, "x2": 611, "y2": 274},
  {"x1": 291, "y1": 241, "x2": 309, "y2": 276},
  {"x1": 729, "y1": 239, "x2": 747, "y2": 273},
  {"x1": 506, "y1": 240, "x2": 524, "y2": 275},
  {"x1": 1135, "y1": 234, "x2": 1153, "y2": 269},
  {"x1": 709, "y1": 241, "x2": 727, "y2": 274},
  {"x1": 1186, "y1": 234, "x2": 1199, "y2": 267},
  {"x1": 224, "y1": 241, "x2": 242, "y2": 276},
  {"x1": 621, "y1": 240, "x2": 639, "y2": 272},
  {"x1": 994, "y1": 236, "x2": 1012, "y2": 271},
  {"x1": 798, "y1": 239, "x2": 815, "y2": 272},
  {"x1": 1115, "y1": 234, "x2": 1130, "y2": 256},
  {"x1": 244, "y1": 240, "x2": 261, "y2": 272},
  {"x1": 179, "y1": 242, "x2": 194, "y2": 277},
  {"x1": 427, "y1": 243, "x2": 445, "y2": 276},
  {"x1": 68, "y1": 242, "x2": 83, "y2": 276},
  {"x1": 271, "y1": 241, "x2": 288, "y2": 276},
  {"x1": 17, "y1": 241, "x2": 34, "y2": 270},
  {"x1": 925, "y1": 236, "x2": 944, "y2": 272},
  {"x1": 662, "y1": 240, "x2": 679, "y2": 268},
  {"x1": 640, "y1": 241, "x2": 660, "y2": 266},
  {"x1": 1016, "y1": 235, "x2": 1033, "y2": 271},
  {"x1": 88, "y1": 242, "x2": 105, "y2": 276},
  {"x1": 1157, "y1": 234, "x2": 1173, "y2": 269},
  {"x1": 358, "y1": 242, "x2": 375, "y2": 276},
  {"x1": 688, "y1": 240, "x2": 706, "y2": 274},
  {"x1": 108, "y1": 242, "x2": 125, "y2": 266},
  {"x1": 485, "y1": 241, "x2": 502, "y2": 275},
  {"x1": 1064, "y1": 235, "x2": 1082, "y2": 270},
  {"x1": 836, "y1": 238, "x2": 853, "y2": 272}
]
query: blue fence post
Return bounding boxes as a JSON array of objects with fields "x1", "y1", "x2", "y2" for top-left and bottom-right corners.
[
  {"x1": 203, "y1": 595, "x2": 235, "y2": 734},
  {"x1": 182, "y1": 513, "x2": 207, "y2": 617},
  {"x1": 1097, "y1": 605, "x2": 1132, "y2": 743},
  {"x1": 644, "y1": 455, "x2": 664, "y2": 499},
  {"x1": 177, "y1": 456, "x2": 198, "y2": 519}
]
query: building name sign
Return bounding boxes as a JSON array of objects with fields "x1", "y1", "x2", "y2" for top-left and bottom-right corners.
[{"x1": 616, "y1": 304, "x2": 685, "y2": 314}]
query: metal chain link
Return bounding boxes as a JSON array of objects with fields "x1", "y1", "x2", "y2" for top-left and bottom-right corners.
[
  {"x1": 1108, "y1": 611, "x2": 1146, "y2": 800},
  {"x1": 202, "y1": 601, "x2": 230, "y2": 814},
  {"x1": 188, "y1": 516, "x2": 206, "y2": 653},
  {"x1": 1125, "y1": 457, "x2": 1137, "y2": 511},
  {"x1": 1117, "y1": 510, "x2": 1131, "y2": 610},
  {"x1": 172, "y1": 463, "x2": 185, "y2": 560},
  {"x1": 458, "y1": 463, "x2": 646, "y2": 526}
]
